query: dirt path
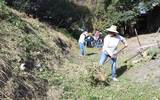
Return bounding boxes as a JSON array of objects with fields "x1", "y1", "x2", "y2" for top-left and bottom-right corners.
[
  {"x1": 126, "y1": 58, "x2": 160, "y2": 83},
  {"x1": 122, "y1": 33, "x2": 160, "y2": 84},
  {"x1": 123, "y1": 33, "x2": 160, "y2": 57}
]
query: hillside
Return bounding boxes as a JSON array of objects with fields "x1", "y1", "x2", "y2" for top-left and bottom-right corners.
[{"x1": 0, "y1": 4, "x2": 74, "y2": 99}]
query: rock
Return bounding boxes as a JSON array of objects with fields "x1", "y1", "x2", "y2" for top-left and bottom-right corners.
[
  {"x1": 35, "y1": 63, "x2": 42, "y2": 68},
  {"x1": 39, "y1": 68, "x2": 43, "y2": 72},
  {"x1": 142, "y1": 51, "x2": 148, "y2": 57},
  {"x1": 37, "y1": 51, "x2": 41, "y2": 54},
  {"x1": 20, "y1": 63, "x2": 26, "y2": 71}
]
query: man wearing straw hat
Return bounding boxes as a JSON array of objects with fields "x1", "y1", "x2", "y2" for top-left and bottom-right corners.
[{"x1": 99, "y1": 25, "x2": 128, "y2": 81}]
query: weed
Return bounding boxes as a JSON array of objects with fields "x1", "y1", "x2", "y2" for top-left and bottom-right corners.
[{"x1": 147, "y1": 47, "x2": 158, "y2": 59}]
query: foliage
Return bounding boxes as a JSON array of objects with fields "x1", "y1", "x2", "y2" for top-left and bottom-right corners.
[
  {"x1": 147, "y1": 47, "x2": 158, "y2": 59},
  {"x1": 91, "y1": 0, "x2": 139, "y2": 32},
  {"x1": 5, "y1": 0, "x2": 93, "y2": 39},
  {"x1": 4, "y1": 0, "x2": 160, "y2": 36}
]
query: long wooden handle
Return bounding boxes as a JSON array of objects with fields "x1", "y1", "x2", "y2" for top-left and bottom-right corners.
[
  {"x1": 135, "y1": 29, "x2": 142, "y2": 47},
  {"x1": 104, "y1": 46, "x2": 127, "y2": 64},
  {"x1": 116, "y1": 46, "x2": 126, "y2": 54},
  {"x1": 124, "y1": 47, "x2": 149, "y2": 63}
]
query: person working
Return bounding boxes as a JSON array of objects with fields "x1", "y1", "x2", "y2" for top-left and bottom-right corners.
[
  {"x1": 78, "y1": 31, "x2": 88, "y2": 56},
  {"x1": 99, "y1": 25, "x2": 128, "y2": 81}
]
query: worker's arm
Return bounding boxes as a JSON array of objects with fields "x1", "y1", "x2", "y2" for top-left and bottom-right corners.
[
  {"x1": 122, "y1": 39, "x2": 128, "y2": 47},
  {"x1": 112, "y1": 36, "x2": 128, "y2": 57},
  {"x1": 119, "y1": 35, "x2": 128, "y2": 47}
]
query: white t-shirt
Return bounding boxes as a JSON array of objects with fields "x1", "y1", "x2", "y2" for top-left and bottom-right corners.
[
  {"x1": 103, "y1": 34, "x2": 126, "y2": 56},
  {"x1": 78, "y1": 32, "x2": 87, "y2": 43}
]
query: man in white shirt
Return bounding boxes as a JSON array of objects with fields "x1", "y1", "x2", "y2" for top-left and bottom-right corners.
[
  {"x1": 99, "y1": 25, "x2": 128, "y2": 81},
  {"x1": 78, "y1": 31, "x2": 88, "y2": 56}
]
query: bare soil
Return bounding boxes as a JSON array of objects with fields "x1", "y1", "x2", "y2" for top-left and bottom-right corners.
[{"x1": 121, "y1": 33, "x2": 160, "y2": 84}]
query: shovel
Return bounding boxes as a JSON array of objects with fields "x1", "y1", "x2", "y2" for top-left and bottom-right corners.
[{"x1": 95, "y1": 46, "x2": 127, "y2": 81}]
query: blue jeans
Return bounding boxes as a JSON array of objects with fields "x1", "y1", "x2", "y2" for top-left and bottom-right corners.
[
  {"x1": 99, "y1": 51, "x2": 117, "y2": 79},
  {"x1": 79, "y1": 43, "x2": 85, "y2": 56}
]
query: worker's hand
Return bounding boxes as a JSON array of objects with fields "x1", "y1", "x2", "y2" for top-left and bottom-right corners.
[
  {"x1": 122, "y1": 39, "x2": 128, "y2": 47},
  {"x1": 110, "y1": 53, "x2": 117, "y2": 59},
  {"x1": 124, "y1": 43, "x2": 128, "y2": 47},
  {"x1": 112, "y1": 54, "x2": 117, "y2": 58},
  {"x1": 113, "y1": 51, "x2": 118, "y2": 55}
]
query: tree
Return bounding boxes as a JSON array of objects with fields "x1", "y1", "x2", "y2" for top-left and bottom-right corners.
[{"x1": 5, "y1": 0, "x2": 160, "y2": 36}]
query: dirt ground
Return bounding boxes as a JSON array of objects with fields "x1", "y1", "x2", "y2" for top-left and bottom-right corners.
[
  {"x1": 119, "y1": 33, "x2": 160, "y2": 84},
  {"x1": 126, "y1": 58, "x2": 160, "y2": 83},
  {"x1": 123, "y1": 33, "x2": 160, "y2": 56}
]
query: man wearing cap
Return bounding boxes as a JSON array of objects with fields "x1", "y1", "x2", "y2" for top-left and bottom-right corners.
[
  {"x1": 78, "y1": 31, "x2": 88, "y2": 56},
  {"x1": 99, "y1": 25, "x2": 128, "y2": 81}
]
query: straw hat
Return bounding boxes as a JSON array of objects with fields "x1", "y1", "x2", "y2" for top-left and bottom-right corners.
[{"x1": 106, "y1": 25, "x2": 119, "y2": 34}]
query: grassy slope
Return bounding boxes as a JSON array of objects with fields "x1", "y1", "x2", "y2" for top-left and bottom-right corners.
[
  {"x1": 59, "y1": 48, "x2": 160, "y2": 100},
  {"x1": 0, "y1": 4, "x2": 73, "y2": 99}
]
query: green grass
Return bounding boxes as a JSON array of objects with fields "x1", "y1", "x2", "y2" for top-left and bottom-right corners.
[{"x1": 48, "y1": 47, "x2": 160, "y2": 99}]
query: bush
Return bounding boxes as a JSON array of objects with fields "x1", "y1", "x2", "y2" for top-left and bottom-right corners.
[{"x1": 147, "y1": 48, "x2": 158, "y2": 59}]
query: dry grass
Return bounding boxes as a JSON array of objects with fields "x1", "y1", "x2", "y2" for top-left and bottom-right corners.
[{"x1": 0, "y1": 4, "x2": 74, "y2": 99}]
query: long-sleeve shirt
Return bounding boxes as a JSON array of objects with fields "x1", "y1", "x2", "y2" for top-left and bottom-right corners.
[
  {"x1": 102, "y1": 34, "x2": 127, "y2": 56},
  {"x1": 78, "y1": 32, "x2": 87, "y2": 43}
]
